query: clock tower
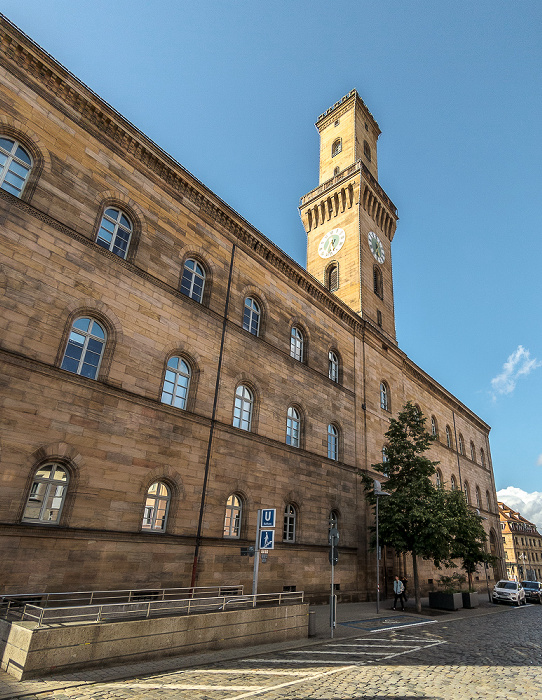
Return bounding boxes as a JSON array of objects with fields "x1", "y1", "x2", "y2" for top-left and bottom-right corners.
[{"x1": 299, "y1": 90, "x2": 398, "y2": 341}]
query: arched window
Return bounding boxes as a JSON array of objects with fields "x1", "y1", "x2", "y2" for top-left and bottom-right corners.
[
  {"x1": 363, "y1": 140, "x2": 372, "y2": 161},
  {"x1": 382, "y1": 446, "x2": 389, "y2": 463},
  {"x1": 161, "y1": 357, "x2": 191, "y2": 409},
  {"x1": 22, "y1": 463, "x2": 68, "y2": 524},
  {"x1": 180, "y1": 259, "x2": 205, "y2": 303},
  {"x1": 290, "y1": 326, "x2": 304, "y2": 362},
  {"x1": 464, "y1": 480, "x2": 470, "y2": 504},
  {"x1": 61, "y1": 317, "x2": 106, "y2": 379},
  {"x1": 486, "y1": 490, "x2": 491, "y2": 512},
  {"x1": 243, "y1": 297, "x2": 260, "y2": 336},
  {"x1": 328, "y1": 351, "x2": 339, "y2": 382},
  {"x1": 380, "y1": 382, "x2": 390, "y2": 411},
  {"x1": 233, "y1": 385, "x2": 253, "y2": 431},
  {"x1": 431, "y1": 416, "x2": 438, "y2": 437},
  {"x1": 283, "y1": 504, "x2": 297, "y2": 542},
  {"x1": 373, "y1": 266, "x2": 383, "y2": 299},
  {"x1": 458, "y1": 433, "x2": 465, "y2": 455},
  {"x1": 223, "y1": 494, "x2": 242, "y2": 538},
  {"x1": 436, "y1": 469, "x2": 443, "y2": 488},
  {"x1": 327, "y1": 263, "x2": 339, "y2": 292},
  {"x1": 377, "y1": 310, "x2": 383, "y2": 327},
  {"x1": 96, "y1": 208, "x2": 132, "y2": 259},
  {"x1": 331, "y1": 138, "x2": 342, "y2": 157},
  {"x1": 476, "y1": 486, "x2": 482, "y2": 509},
  {"x1": 327, "y1": 424, "x2": 339, "y2": 461},
  {"x1": 480, "y1": 449, "x2": 486, "y2": 468},
  {"x1": 451, "y1": 474, "x2": 457, "y2": 491},
  {"x1": 142, "y1": 482, "x2": 170, "y2": 532},
  {"x1": 470, "y1": 441, "x2": 476, "y2": 462},
  {"x1": 446, "y1": 425, "x2": 452, "y2": 448},
  {"x1": 286, "y1": 406, "x2": 301, "y2": 447},
  {"x1": 329, "y1": 509, "x2": 339, "y2": 529},
  {"x1": 0, "y1": 137, "x2": 32, "y2": 197},
  {"x1": 333, "y1": 166, "x2": 340, "y2": 176}
]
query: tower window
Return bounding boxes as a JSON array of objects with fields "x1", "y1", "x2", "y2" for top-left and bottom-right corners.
[
  {"x1": 363, "y1": 140, "x2": 371, "y2": 161},
  {"x1": 327, "y1": 263, "x2": 339, "y2": 292},
  {"x1": 333, "y1": 166, "x2": 340, "y2": 176},
  {"x1": 331, "y1": 139, "x2": 342, "y2": 157},
  {"x1": 373, "y1": 266, "x2": 383, "y2": 299},
  {"x1": 377, "y1": 310, "x2": 382, "y2": 327}
]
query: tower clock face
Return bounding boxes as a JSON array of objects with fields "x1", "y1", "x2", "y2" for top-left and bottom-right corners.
[
  {"x1": 318, "y1": 228, "x2": 346, "y2": 259},
  {"x1": 368, "y1": 231, "x2": 385, "y2": 264}
]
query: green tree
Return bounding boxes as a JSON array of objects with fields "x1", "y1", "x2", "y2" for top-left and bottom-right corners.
[
  {"x1": 363, "y1": 402, "x2": 453, "y2": 613},
  {"x1": 446, "y1": 489, "x2": 495, "y2": 589}
]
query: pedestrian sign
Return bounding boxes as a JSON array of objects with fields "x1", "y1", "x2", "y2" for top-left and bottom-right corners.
[
  {"x1": 261, "y1": 509, "x2": 276, "y2": 528},
  {"x1": 259, "y1": 529, "x2": 275, "y2": 550}
]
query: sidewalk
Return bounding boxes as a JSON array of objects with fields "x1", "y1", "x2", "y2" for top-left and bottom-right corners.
[{"x1": 0, "y1": 596, "x2": 504, "y2": 700}]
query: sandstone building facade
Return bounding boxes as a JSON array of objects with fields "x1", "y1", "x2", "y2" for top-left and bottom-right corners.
[
  {"x1": 0, "y1": 16, "x2": 504, "y2": 598},
  {"x1": 499, "y1": 502, "x2": 542, "y2": 581}
]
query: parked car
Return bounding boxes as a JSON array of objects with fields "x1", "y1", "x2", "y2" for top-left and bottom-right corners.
[
  {"x1": 520, "y1": 581, "x2": 542, "y2": 604},
  {"x1": 492, "y1": 580, "x2": 526, "y2": 606}
]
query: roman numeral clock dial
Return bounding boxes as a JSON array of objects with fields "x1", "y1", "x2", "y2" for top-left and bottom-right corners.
[{"x1": 368, "y1": 231, "x2": 385, "y2": 263}]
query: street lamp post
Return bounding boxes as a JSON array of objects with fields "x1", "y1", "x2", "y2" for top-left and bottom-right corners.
[{"x1": 374, "y1": 480, "x2": 390, "y2": 614}]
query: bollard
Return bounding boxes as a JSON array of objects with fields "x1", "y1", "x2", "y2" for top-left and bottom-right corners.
[{"x1": 308, "y1": 610, "x2": 316, "y2": 637}]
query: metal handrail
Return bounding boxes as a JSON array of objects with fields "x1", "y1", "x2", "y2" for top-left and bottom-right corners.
[{"x1": 12, "y1": 591, "x2": 304, "y2": 627}]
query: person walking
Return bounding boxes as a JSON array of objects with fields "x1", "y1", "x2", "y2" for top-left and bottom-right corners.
[{"x1": 393, "y1": 575, "x2": 405, "y2": 610}]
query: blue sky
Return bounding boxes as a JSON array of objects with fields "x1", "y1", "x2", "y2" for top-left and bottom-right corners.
[{"x1": 3, "y1": 1, "x2": 541, "y2": 525}]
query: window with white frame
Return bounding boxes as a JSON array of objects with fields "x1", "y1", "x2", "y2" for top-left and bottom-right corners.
[
  {"x1": 0, "y1": 137, "x2": 32, "y2": 197},
  {"x1": 476, "y1": 486, "x2": 482, "y2": 509},
  {"x1": 458, "y1": 433, "x2": 465, "y2": 455},
  {"x1": 290, "y1": 326, "x2": 304, "y2": 362},
  {"x1": 161, "y1": 356, "x2": 191, "y2": 409},
  {"x1": 180, "y1": 259, "x2": 205, "y2": 303},
  {"x1": 286, "y1": 406, "x2": 301, "y2": 447},
  {"x1": 480, "y1": 449, "x2": 486, "y2": 467},
  {"x1": 60, "y1": 317, "x2": 106, "y2": 379},
  {"x1": 96, "y1": 208, "x2": 132, "y2": 259},
  {"x1": 22, "y1": 463, "x2": 68, "y2": 524},
  {"x1": 142, "y1": 482, "x2": 170, "y2": 532},
  {"x1": 223, "y1": 494, "x2": 242, "y2": 537},
  {"x1": 283, "y1": 504, "x2": 296, "y2": 542},
  {"x1": 327, "y1": 424, "x2": 339, "y2": 461},
  {"x1": 431, "y1": 416, "x2": 438, "y2": 437},
  {"x1": 436, "y1": 469, "x2": 443, "y2": 488},
  {"x1": 243, "y1": 297, "x2": 260, "y2": 336},
  {"x1": 470, "y1": 441, "x2": 476, "y2": 462},
  {"x1": 233, "y1": 385, "x2": 253, "y2": 431},
  {"x1": 446, "y1": 425, "x2": 452, "y2": 448},
  {"x1": 328, "y1": 351, "x2": 339, "y2": 382},
  {"x1": 380, "y1": 382, "x2": 389, "y2": 411},
  {"x1": 464, "y1": 480, "x2": 470, "y2": 504},
  {"x1": 331, "y1": 139, "x2": 342, "y2": 157},
  {"x1": 451, "y1": 474, "x2": 457, "y2": 491}
]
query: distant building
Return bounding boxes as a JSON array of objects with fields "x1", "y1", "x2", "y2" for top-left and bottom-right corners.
[
  {"x1": 498, "y1": 502, "x2": 542, "y2": 581},
  {"x1": 0, "y1": 15, "x2": 504, "y2": 599}
]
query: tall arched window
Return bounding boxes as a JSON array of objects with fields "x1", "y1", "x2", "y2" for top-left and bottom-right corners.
[
  {"x1": 380, "y1": 382, "x2": 390, "y2": 411},
  {"x1": 363, "y1": 140, "x2": 372, "y2": 161},
  {"x1": 446, "y1": 426, "x2": 452, "y2": 448},
  {"x1": 436, "y1": 469, "x2": 443, "y2": 488},
  {"x1": 283, "y1": 504, "x2": 297, "y2": 542},
  {"x1": 61, "y1": 317, "x2": 106, "y2": 379},
  {"x1": 243, "y1": 297, "x2": 260, "y2": 336},
  {"x1": 382, "y1": 446, "x2": 389, "y2": 463},
  {"x1": 327, "y1": 263, "x2": 339, "y2": 292},
  {"x1": 451, "y1": 475, "x2": 457, "y2": 491},
  {"x1": 22, "y1": 463, "x2": 68, "y2": 524},
  {"x1": 161, "y1": 357, "x2": 191, "y2": 409},
  {"x1": 233, "y1": 385, "x2": 253, "y2": 431},
  {"x1": 486, "y1": 490, "x2": 491, "y2": 512},
  {"x1": 373, "y1": 266, "x2": 383, "y2": 299},
  {"x1": 331, "y1": 138, "x2": 342, "y2": 157},
  {"x1": 180, "y1": 259, "x2": 205, "y2": 303},
  {"x1": 328, "y1": 351, "x2": 339, "y2": 382},
  {"x1": 286, "y1": 406, "x2": 301, "y2": 447},
  {"x1": 142, "y1": 482, "x2": 171, "y2": 532},
  {"x1": 464, "y1": 480, "x2": 470, "y2": 504},
  {"x1": 96, "y1": 208, "x2": 132, "y2": 259},
  {"x1": 476, "y1": 486, "x2": 482, "y2": 509},
  {"x1": 431, "y1": 416, "x2": 438, "y2": 437},
  {"x1": 470, "y1": 441, "x2": 476, "y2": 462},
  {"x1": 480, "y1": 449, "x2": 486, "y2": 468},
  {"x1": 290, "y1": 327, "x2": 304, "y2": 362},
  {"x1": 0, "y1": 137, "x2": 32, "y2": 197},
  {"x1": 223, "y1": 494, "x2": 242, "y2": 538},
  {"x1": 458, "y1": 433, "x2": 465, "y2": 455},
  {"x1": 327, "y1": 424, "x2": 339, "y2": 461},
  {"x1": 329, "y1": 509, "x2": 339, "y2": 529}
]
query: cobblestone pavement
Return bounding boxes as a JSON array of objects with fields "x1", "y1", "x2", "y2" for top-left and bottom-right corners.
[{"x1": 5, "y1": 604, "x2": 542, "y2": 699}]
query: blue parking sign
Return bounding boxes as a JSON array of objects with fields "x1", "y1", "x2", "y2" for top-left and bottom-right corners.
[
  {"x1": 261, "y1": 509, "x2": 276, "y2": 528},
  {"x1": 259, "y1": 529, "x2": 275, "y2": 550}
]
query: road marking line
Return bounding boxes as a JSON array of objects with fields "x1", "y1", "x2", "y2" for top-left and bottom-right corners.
[
  {"x1": 243, "y1": 658, "x2": 359, "y2": 665},
  {"x1": 287, "y1": 649, "x2": 389, "y2": 656},
  {"x1": 225, "y1": 665, "x2": 357, "y2": 700},
  {"x1": 105, "y1": 683, "x2": 263, "y2": 690},
  {"x1": 326, "y1": 643, "x2": 418, "y2": 648},
  {"x1": 380, "y1": 640, "x2": 447, "y2": 660},
  {"x1": 369, "y1": 620, "x2": 437, "y2": 632},
  {"x1": 181, "y1": 669, "x2": 322, "y2": 676}
]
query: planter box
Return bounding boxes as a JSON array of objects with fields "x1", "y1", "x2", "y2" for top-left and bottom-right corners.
[
  {"x1": 428, "y1": 591, "x2": 462, "y2": 611},
  {"x1": 462, "y1": 591, "x2": 479, "y2": 609}
]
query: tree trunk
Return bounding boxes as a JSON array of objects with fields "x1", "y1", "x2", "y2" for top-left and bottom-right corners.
[{"x1": 412, "y1": 553, "x2": 422, "y2": 613}]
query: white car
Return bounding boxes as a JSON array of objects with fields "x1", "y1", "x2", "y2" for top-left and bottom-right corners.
[{"x1": 492, "y1": 580, "x2": 526, "y2": 606}]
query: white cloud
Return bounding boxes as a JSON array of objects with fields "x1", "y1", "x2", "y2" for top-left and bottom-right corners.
[
  {"x1": 497, "y1": 487, "x2": 542, "y2": 533},
  {"x1": 490, "y1": 345, "x2": 541, "y2": 399},
  {"x1": 537, "y1": 455, "x2": 542, "y2": 467}
]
